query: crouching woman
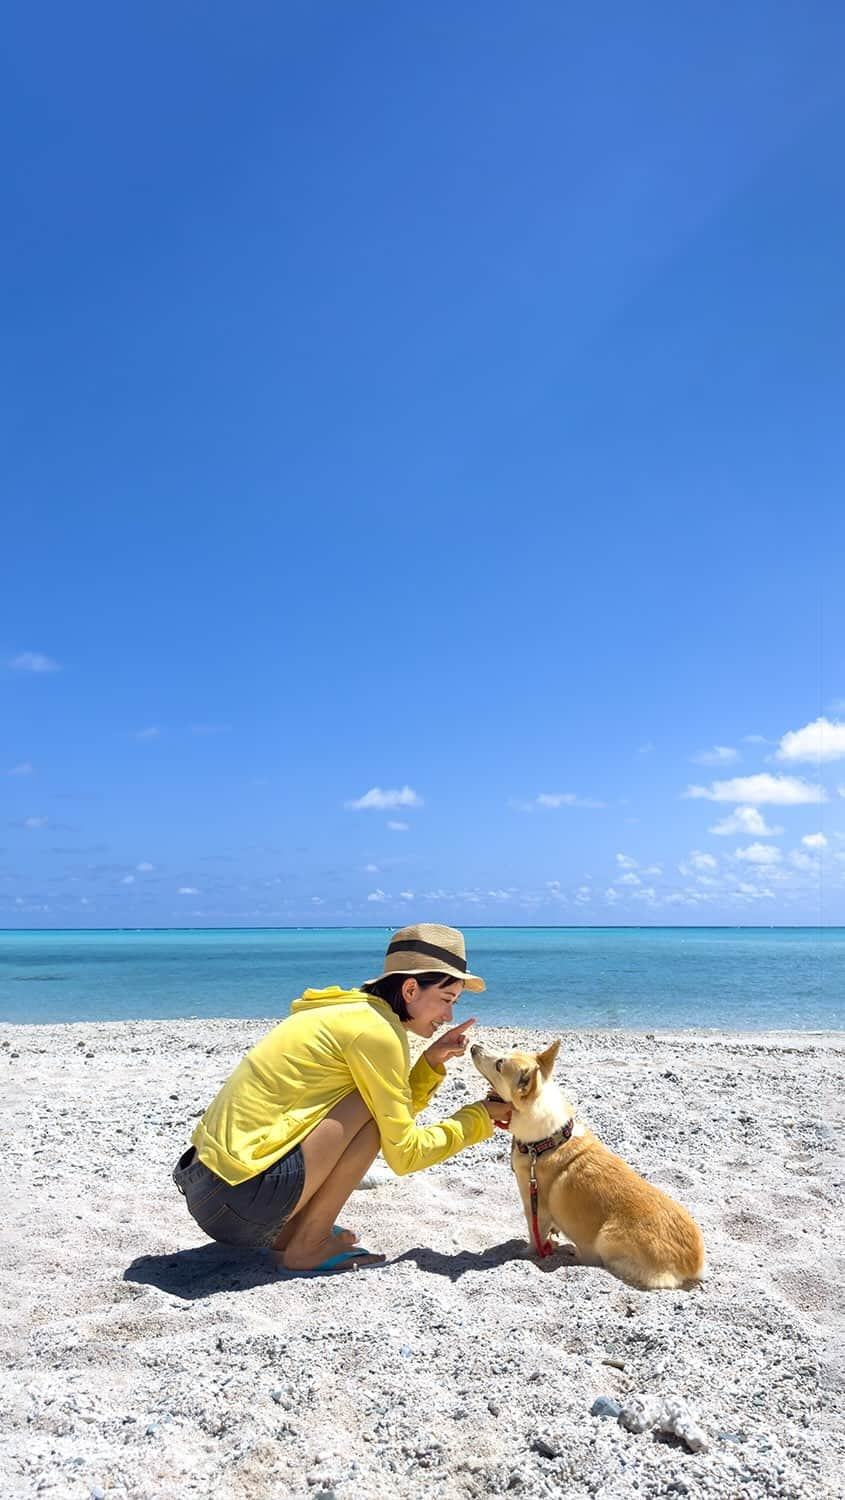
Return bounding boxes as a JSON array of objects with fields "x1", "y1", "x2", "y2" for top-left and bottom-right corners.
[{"x1": 172, "y1": 924, "x2": 511, "y2": 1277}]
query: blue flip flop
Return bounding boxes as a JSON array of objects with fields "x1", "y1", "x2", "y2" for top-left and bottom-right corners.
[{"x1": 275, "y1": 1247, "x2": 383, "y2": 1279}]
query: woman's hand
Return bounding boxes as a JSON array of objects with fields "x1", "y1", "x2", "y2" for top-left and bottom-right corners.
[
  {"x1": 478, "y1": 1097, "x2": 512, "y2": 1127},
  {"x1": 423, "y1": 1016, "x2": 476, "y2": 1069}
]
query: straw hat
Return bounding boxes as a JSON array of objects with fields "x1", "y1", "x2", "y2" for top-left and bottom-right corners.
[{"x1": 367, "y1": 923, "x2": 486, "y2": 993}]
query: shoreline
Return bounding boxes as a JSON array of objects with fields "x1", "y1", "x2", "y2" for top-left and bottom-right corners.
[
  {"x1": 4, "y1": 1020, "x2": 843, "y2": 1498},
  {"x1": 5, "y1": 1018, "x2": 845, "y2": 1040}
]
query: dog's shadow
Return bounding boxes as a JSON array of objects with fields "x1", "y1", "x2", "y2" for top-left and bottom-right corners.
[
  {"x1": 124, "y1": 1242, "x2": 277, "y2": 1301},
  {"x1": 393, "y1": 1238, "x2": 575, "y2": 1281}
]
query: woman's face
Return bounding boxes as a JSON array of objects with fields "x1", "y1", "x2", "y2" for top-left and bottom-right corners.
[{"x1": 402, "y1": 976, "x2": 464, "y2": 1037}]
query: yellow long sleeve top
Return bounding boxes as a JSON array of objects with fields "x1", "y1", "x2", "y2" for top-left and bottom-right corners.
[{"x1": 192, "y1": 986, "x2": 493, "y2": 1184}]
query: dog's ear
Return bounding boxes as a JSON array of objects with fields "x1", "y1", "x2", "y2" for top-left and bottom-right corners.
[
  {"x1": 515, "y1": 1064, "x2": 539, "y2": 1100},
  {"x1": 537, "y1": 1039, "x2": 560, "y2": 1079}
]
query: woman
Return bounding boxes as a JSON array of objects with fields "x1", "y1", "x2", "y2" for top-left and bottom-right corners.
[{"x1": 173, "y1": 923, "x2": 511, "y2": 1276}]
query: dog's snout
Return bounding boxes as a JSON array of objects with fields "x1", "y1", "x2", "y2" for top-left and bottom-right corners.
[{"x1": 470, "y1": 1043, "x2": 480, "y2": 1057}]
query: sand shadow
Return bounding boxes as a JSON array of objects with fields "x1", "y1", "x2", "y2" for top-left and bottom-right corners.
[
  {"x1": 392, "y1": 1238, "x2": 571, "y2": 1281},
  {"x1": 124, "y1": 1242, "x2": 276, "y2": 1301}
]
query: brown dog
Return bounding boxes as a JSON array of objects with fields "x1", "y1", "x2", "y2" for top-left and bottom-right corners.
[{"x1": 471, "y1": 1039, "x2": 705, "y2": 1290}]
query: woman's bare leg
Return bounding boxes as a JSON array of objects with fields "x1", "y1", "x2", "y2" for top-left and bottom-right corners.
[{"x1": 272, "y1": 1092, "x2": 384, "y2": 1272}]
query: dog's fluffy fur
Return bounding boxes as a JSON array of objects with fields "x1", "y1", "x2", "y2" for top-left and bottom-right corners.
[{"x1": 471, "y1": 1040, "x2": 705, "y2": 1290}]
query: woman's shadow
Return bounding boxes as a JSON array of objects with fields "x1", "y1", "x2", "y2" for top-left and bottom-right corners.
[
  {"x1": 124, "y1": 1236, "x2": 547, "y2": 1298},
  {"x1": 124, "y1": 1242, "x2": 278, "y2": 1300}
]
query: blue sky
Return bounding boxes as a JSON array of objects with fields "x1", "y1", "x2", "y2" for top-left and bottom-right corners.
[{"x1": 3, "y1": 2, "x2": 845, "y2": 928}]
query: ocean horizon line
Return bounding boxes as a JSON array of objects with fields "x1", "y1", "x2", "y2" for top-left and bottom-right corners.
[{"x1": 2, "y1": 923, "x2": 844, "y2": 935}]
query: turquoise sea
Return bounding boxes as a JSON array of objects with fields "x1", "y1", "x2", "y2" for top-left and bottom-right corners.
[{"x1": 0, "y1": 927, "x2": 843, "y2": 1030}]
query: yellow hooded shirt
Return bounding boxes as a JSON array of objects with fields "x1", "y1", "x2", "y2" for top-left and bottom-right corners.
[{"x1": 191, "y1": 986, "x2": 493, "y2": 1184}]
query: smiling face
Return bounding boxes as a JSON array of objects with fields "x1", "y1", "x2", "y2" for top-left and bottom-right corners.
[
  {"x1": 470, "y1": 1040, "x2": 561, "y2": 1107},
  {"x1": 402, "y1": 975, "x2": 465, "y2": 1038}
]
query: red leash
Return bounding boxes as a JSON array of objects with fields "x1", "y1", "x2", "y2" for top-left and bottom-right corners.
[{"x1": 528, "y1": 1154, "x2": 553, "y2": 1258}]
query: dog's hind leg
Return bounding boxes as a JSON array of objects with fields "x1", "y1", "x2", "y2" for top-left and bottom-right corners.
[{"x1": 594, "y1": 1227, "x2": 682, "y2": 1290}]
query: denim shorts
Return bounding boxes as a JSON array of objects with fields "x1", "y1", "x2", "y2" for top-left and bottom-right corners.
[{"x1": 172, "y1": 1144, "x2": 306, "y2": 1249}]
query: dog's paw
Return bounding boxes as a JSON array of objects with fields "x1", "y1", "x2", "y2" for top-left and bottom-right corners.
[{"x1": 556, "y1": 1241, "x2": 578, "y2": 1260}]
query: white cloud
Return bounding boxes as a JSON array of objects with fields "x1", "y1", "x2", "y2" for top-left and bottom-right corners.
[
  {"x1": 687, "y1": 850, "x2": 717, "y2": 871},
  {"x1": 735, "y1": 843, "x2": 783, "y2": 866},
  {"x1": 311, "y1": 896, "x2": 324, "y2": 905},
  {"x1": 605, "y1": 888, "x2": 618, "y2": 902},
  {"x1": 120, "y1": 875, "x2": 135, "y2": 885},
  {"x1": 8, "y1": 762, "x2": 34, "y2": 776},
  {"x1": 387, "y1": 821, "x2": 409, "y2": 832},
  {"x1": 345, "y1": 786, "x2": 422, "y2": 811},
  {"x1": 10, "y1": 651, "x2": 60, "y2": 673},
  {"x1": 535, "y1": 792, "x2": 606, "y2": 809},
  {"x1": 178, "y1": 886, "x2": 200, "y2": 895},
  {"x1": 136, "y1": 862, "x2": 155, "y2": 872},
  {"x1": 729, "y1": 881, "x2": 776, "y2": 902},
  {"x1": 693, "y1": 745, "x2": 739, "y2": 765},
  {"x1": 801, "y1": 833, "x2": 827, "y2": 849},
  {"x1": 638, "y1": 742, "x2": 654, "y2": 755},
  {"x1": 399, "y1": 890, "x2": 415, "y2": 900},
  {"x1": 709, "y1": 805, "x2": 783, "y2": 836},
  {"x1": 686, "y1": 774, "x2": 826, "y2": 805},
  {"x1": 135, "y1": 727, "x2": 161, "y2": 741},
  {"x1": 546, "y1": 880, "x2": 561, "y2": 891},
  {"x1": 743, "y1": 734, "x2": 767, "y2": 744},
  {"x1": 616, "y1": 853, "x2": 639, "y2": 869},
  {"x1": 22, "y1": 815, "x2": 48, "y2": 829},
  {"x1": 789, "y1": 850, "x2": 817, "y2": 871},
  {"x1": 511, "y1": 792, "x2": 606, "y2": 812},
  {"x1": 643, "y1": 863, "x2": 663, "y2": 876},
  {"x1": 363, "y1": 863, "x2": 380, "y2": 873},
  {"x1": 574, "y1": 886, "x2": 592, "y2": 904},
  {"x1": 631, "y1": 886, "x2": 658, "y2": 904},
  {"x1": 367, "y1": 888, "x2": 387, "y2": 903},
  {"x1": 776, "y1": 716, "x2": 845, "y2": 764},
  {"x1": 619, "y1": 872, "x2": 641, "y2": 886}
]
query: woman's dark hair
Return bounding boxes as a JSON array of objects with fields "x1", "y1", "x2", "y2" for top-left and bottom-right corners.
[{"x1": 360, "y1": 971, "x2": 456, "y2": 1022}]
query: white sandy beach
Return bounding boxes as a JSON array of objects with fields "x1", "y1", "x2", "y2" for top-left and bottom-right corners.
[{"x1": 2, "y1": 1020, "x2": 844, "y2": 1500}]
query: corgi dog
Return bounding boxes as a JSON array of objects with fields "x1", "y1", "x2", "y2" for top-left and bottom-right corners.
[{"x1": 471, "y1": 1039, "x2": 705, "y2": 1290}]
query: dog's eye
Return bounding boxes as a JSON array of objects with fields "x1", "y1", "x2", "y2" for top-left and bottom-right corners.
[{"x1": 495, "y1": 1058, "x2": 503, "y2": 1072}]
